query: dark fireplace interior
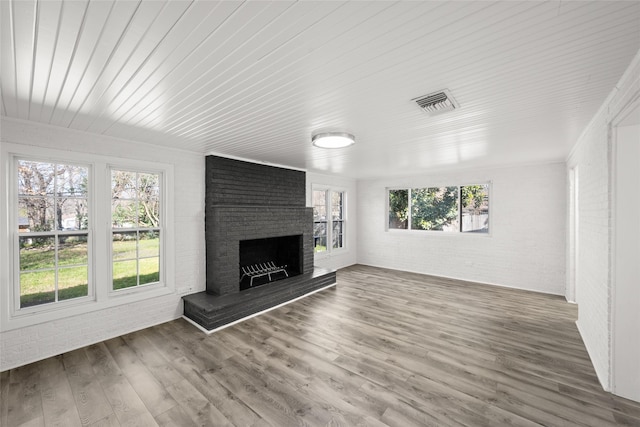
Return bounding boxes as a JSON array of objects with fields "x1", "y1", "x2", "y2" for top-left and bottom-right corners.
[{"x1": 239, "y1": 235, "x2": 302, "y2": 290}]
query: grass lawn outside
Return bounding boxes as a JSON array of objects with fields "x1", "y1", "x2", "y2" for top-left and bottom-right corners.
[{"x1": 19, "y1": 237, "x2": 160, "y2": 307}]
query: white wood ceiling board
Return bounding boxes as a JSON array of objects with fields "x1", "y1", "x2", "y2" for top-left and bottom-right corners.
[
  {"x1": 0, "y1": 0, "x2": 17, "y2": 117},
  {"x1": 2, "y1": 1, "x2": 639, "y2": 178},
  {"x1": 186, "y1": 2, "x2": 560, "y2": 147},
  {"x1": 57, "y1": 1, "x2": 143, "y2": 128},
  {"x1": 183, "y1": 2, "x2": 485, "y2": 141},
  {"x1": 38, "y1": 0, "x2": 91, "y2": 124},
  {"x1": 69, "y1": 0, "x2": 166, "y2": 130},
  {"x1": 123, "y1": 1, "x2": 290, "y2": 133},
  {"x1": 133, "y1": 1, "x2": 353, "y2": 137},
  {"x1": 152, "y1": 1, "x2": 336, "y2": 136},
  {"x1": 100, "y1": 1, "x2": 244, "y2": 130},
  {"x1": 29, "y1": 0, "x2": 63, "y2": 122},
  {"x1": 101, "y1": 1, "x2": 244, "y2": 135},
  {"x1": 58, "y1": 1, "x2": 142, "y2": 128},
  {"x1": 85, "y1": 0, "x2": 193, "y2": 134},
  {"x1": 140, "y1": 1, "x2": 421, "y2": 136},
  {"x1": 48, "y1": 1, "x2": 116, "y2": 125},
  {"x1": 4, "y1": 0, "x2": 36, "y2": 119}
]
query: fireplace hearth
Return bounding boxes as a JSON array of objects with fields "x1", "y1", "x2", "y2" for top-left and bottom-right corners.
[{"x1": 182, "y1": 156, "x2": 336, "y2": 331}]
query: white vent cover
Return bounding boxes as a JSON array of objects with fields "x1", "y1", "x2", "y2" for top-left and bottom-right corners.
[{"x1": 413, "y1": 89, "x2": 458, "y2": 115}]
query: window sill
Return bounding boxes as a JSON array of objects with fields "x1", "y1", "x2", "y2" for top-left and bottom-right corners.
[
  {"x1": 386, "y1": 228, "x2": 492, "y2": 237},
  {"x1": 2, "y1": 285, "x2": 175, "y2": 332}
]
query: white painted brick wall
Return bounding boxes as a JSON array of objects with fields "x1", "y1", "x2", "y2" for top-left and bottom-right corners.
[
  {"x1": 567, "y1": 50, "x2": 640, "y2": 391},
  {"x1": 356, "y1": 162, "x2": 567, "y2": 295},
  {"x1": 0, "y1": 118, "x2": 205, "y2": 371}
]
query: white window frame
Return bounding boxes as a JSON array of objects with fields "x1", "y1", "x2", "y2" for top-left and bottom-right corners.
[
  {"x1": 1, "y1": 143, "x2": 175, "y2": 331},
  {"x1": 386, "y1": 182, "x2": 491, "y2": 235},
  {"x1": 12, "y1": 156, "x2": 94, "y2": 313},
  {"x1": 312, "y1": 185, "x2": 347, "y2": 257}
]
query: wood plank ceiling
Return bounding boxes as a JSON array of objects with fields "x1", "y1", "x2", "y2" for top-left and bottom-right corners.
[{"x1": 2, "y1": 1, "x2": 639, "y2": 178}]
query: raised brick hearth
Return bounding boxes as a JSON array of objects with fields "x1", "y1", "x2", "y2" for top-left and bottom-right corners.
[{"x1": 183, "y1": 156, "x2": 336, "y2": 331}]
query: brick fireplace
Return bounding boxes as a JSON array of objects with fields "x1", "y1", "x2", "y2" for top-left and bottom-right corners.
[{"x1": 182, "y1": 156, "x2": 336, "y2": 331}]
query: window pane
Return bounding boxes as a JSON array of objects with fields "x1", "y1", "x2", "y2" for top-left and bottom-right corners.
[
  {"x1": 113, "y1": 232, "x2": 137, "y2": 260},
  {"x1": 57, "y1": 198, "x2": 88, "y2": 230},
  {"x1": 58, "y1": 164, "x2": 88, "y2": 197},
  {"x1": 139, "y1": 197, "x2": 160, "y2": 228},
  {"x1": 58, "y1": 235, "x2": 88, "y2": 266},
  {"x1": 58, "y1": 266, "x2": 88, "y2": 301},
  {"x1": 388, "y1": 189, "x2": 408, "y2": 229},
  {"x1": 139, "y1": 231, "x2": 160, "y2": 258},
  {"x1": 18, "y1": 160, "x2": 56, "y2": 196},
  {"x1": 20, "y1": 236, "x2": 55, "y2": 270},
  {"x1": 112, "y1": 199, "x2": 137, "y2": 228},
  {"x1": 20, "y1": 270, "x2": 55, "y2": 308},
  {"x1": 461, "y1": 184, "x2": 490, "y2": 233},
  {"x1": 314, "y1": 236, "x2": 327, "y2": 253},
  {"x1": 332, "y1": 221, "x2": 343, "y2": 249},
  {"x1": 138, "y1": 173, "x2": 160, "y2": 199},
  {"x1": 111, "y1": 170, "x2": 136, "y2": 199},
  {"x1": 18, "y1": 198, "x2": 55, "y2": 231},
  {"x1": 411, "y1": 187, "x2": 459, "y2": 231},
  {"x1": 331, "y1": 192, "x2": 343, "y2": 220},
  {"x1": 139, "y1": 257, "x2": 160, "y2": 285},
  {"x1": 113, "y1": 260, "x2": 137, "y2": 290},
  {"x1": 313, "y1": 190, "x2": 326, "y2": 220}
]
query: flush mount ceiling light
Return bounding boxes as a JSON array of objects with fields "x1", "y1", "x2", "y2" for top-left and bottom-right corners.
[{"x1": 311, "y1": 131, "x2": 355, "y2": 149}]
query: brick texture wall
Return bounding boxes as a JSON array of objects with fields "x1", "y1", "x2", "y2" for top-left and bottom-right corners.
[
  {"x1": 206, "y1": 156, "x2": 313, "y2": 295},
  {"x1": 567, "y1": 51, "x2": 640, "y2": 390},
  {"x1": 0, "y1": 119, "x2": 205, "y2": 371},
  {"x1": 356, "y1": 162, "x2": 566, "y2": 295}
]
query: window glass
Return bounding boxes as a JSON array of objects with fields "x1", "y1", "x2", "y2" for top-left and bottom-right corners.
[
  {"x1": 461, "y1": 184, "x2": 490, "y2": 233},
  {"x1": 313, "y1": 190, "x2": 327, "y2": 252},
  {"x1": 388, "y1": 189, "x2": 408, "y2": 229},
  {"x1": 411, "y1": 186, "x2": 459, "y2": 231}
]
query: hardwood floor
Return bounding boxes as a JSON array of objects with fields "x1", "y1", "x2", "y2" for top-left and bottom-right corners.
[{"x1": 2, "y1": 264, "x2": 640, "y2": 426}]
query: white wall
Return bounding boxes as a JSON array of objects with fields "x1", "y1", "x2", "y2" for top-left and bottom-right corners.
[
  {"x1": 0, "y1": 118, "x2": 205, "y2": 371},
  {"x1": 306, "y1": 171, "x2": 357, "y2": 271},
  {"x1": 613, "y1": 122, "x2": 640, "y2": 401},
  {"x1": 356, "y1": 162, "x2": 566, "y2": 295},
  {"x1": 567, "y1": 50, "x2": 640, "y2": 392}
]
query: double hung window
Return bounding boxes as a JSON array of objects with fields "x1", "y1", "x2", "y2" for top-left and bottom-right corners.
[
  {"x1": 313, "y1": 188, "x2": 346, "y2": 253},
  {"x1": 111, "y1": 170, "x2": 162, "y2": 290},
  {"x1": 17, "y1": 160, "x2": 90, "y2": 308},
  {"x1": 9, "y1": 150, "x2": 168, "y2": 321}
]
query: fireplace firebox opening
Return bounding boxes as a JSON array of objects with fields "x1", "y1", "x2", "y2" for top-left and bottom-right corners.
[{"x1": 239, "y1": 235, "x2": 302, "y2": 291}]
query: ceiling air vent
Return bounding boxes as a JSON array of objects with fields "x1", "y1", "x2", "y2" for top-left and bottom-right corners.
[{"x1": 413, "y1": 89, "x2": 458, "y2": 116}]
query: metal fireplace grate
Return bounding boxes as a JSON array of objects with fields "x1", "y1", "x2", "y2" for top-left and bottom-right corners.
[{"x1": 240, "y1": 262, "x2": 288, "y2": 287}]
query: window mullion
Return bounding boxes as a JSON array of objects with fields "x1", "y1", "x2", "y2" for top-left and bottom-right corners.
[
  {"x1": 459, "y1": 186, "x2": 463, "y2": 232},
  {"x1": 408, "y1": 188, "x2": 412, "y2": 230}
]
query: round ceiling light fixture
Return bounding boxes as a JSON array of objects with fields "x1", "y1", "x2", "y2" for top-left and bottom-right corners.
[{"x1": 311, "y1": 131, "x2": 355, "y2": 149}]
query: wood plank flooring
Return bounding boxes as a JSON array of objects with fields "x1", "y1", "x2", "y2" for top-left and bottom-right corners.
[{"x1": 2, "y1": 264, "x2": 640, "y2": 426}]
